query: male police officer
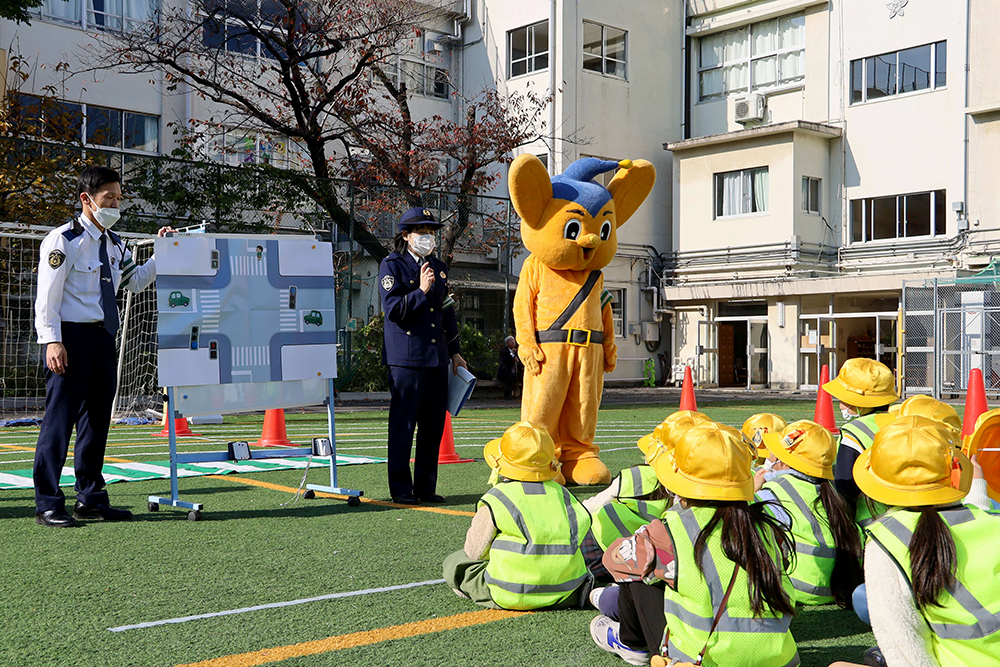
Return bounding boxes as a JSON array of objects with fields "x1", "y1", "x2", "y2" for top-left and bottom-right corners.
[
  {"x1": 379, "y1": 207, "x2": 467, "y2": 505},
  {"x1": 33, "y1": 166, "x2": 173, "y2": 527}
]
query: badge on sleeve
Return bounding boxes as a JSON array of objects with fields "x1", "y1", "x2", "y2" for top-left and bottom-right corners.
[
  {"x1": 48, "y1": 250, "x2": 65, "y2": 269},
  {"x1": 381, "y1": 275, "x2": 395, "y2": 291},
  {"x1": 439, "y1": 271, "x2": 447, "y2": 280}
]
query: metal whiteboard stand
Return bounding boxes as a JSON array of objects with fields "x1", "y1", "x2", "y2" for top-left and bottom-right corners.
[{"x1": 147, "y1": 380, "x2": 363, "y2": 521}]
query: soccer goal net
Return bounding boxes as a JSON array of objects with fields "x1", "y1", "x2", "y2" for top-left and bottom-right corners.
[{"x1": 0, "y1": 225, "x2": 159, "y2": 420}]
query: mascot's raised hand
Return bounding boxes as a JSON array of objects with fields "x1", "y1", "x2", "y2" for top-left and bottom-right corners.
[{"x1": 510, "y1": 155, "x2": 655, "y2": 486}]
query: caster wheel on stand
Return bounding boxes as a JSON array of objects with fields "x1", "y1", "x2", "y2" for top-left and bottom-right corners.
[
  {"x1": 347, "y1": 496, "x2": 361, "y2": 507},
  {"x1": 187, "y1": 510, "x2": 202, "y2": 521},
  {"x1": 303, "y1": 489, "x2": 316, "y2": 500},
  {"x1": 147, "y1": 502, "x2": 159, "y2": 512}
]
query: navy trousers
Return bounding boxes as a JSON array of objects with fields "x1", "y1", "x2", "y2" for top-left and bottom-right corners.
[
  {"x1": 34, "y1": 322, "x2": 116, "y2": 512},
  {"x1": 386, "y1": 365, "x2": 448, "y2": 499}
]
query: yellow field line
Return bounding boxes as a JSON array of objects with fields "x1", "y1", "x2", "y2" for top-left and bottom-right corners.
[
  {"x1": 204, "y1": 475, "x2": 476, "y2": 517},
  {"x1": 0, "y1": 443, "x2": 36, "y2": 452},
  {"x1": 174, "y1": 608, "x2": 526, "y2": 667}
]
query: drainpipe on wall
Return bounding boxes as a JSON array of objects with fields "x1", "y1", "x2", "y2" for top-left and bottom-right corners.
[{"x1": 549, "y1": 0, "x2": 557, "y2": 173}]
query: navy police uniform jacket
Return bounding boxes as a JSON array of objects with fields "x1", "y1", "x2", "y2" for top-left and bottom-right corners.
[{"x1": 379, "y1": 251, "x2": 461, "y2": 367}]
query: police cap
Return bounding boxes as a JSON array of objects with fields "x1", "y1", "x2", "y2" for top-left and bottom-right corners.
[{"x1": 397, "y1": 207, "x2": 443, "y2": 232}]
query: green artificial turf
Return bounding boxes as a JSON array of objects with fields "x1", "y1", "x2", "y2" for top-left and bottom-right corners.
[{"x1": 0, "y1": 401, "x2": 874, "y2": 667}]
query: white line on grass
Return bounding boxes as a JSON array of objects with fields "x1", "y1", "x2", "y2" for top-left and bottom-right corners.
[{"x1": 106, "y1": 578, "x2": 447, "y2": 632}]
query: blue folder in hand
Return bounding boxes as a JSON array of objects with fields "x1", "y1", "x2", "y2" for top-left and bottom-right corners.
[{"x1": 447, "y1": 365, "x2": 477, "y2": 417}]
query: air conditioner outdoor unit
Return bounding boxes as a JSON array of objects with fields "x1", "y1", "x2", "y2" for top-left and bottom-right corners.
[
  {"x1": 485, "y1": 246, "x2": 499, "y2": 260},
  {"x1": 426, "y1": 40, "x2": 444, "y2": 54},
  {"x1": 734, "y1": 93, "x2": 766, "y2": 124}
]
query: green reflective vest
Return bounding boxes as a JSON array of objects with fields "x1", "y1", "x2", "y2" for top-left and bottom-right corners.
[
  {"x1": 592, "y1": 465, "x2": 671, "y2": 551},
  {"x1": 839, "y1": 414, "x2": 888, "y2": 527},
  {"x1": 480, "y1": 480, "x2": 592, "y2": 611},
  {"x1": 867, "y1": 506, "x2": 1000, "y2": 664},
  {"x1": 762, "y1": 475, "x2": 851, "y2": 606},
  {"x1": 661, "y1": 505, "x2": 800, "y2": 667}
]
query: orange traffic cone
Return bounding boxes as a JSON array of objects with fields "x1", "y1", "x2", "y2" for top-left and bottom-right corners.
[
  {"x1": 152, "y1": 398, "x2": 201, "y2": 437},
  {"x1": 153, "y1": 417, "x2": 202, "y2": 437},
  {"x1": 438, "y1": 411, "x2": 473, "y2": 464},
  {"x1": 962, "y1": 368, "x2": 990, "y2": 437},
  {"x1": 679, "y1": 366, "x2": 697, "y2": 411},
  {"x1": 254, "y1": 409, "x2": 295, "y2": 447},
  {"x1": 814, "y1": 364, "x2": 839, "y2": 435}
]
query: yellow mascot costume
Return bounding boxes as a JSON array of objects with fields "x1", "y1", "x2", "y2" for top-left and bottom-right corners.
[{"x1": 509, "y1": 155, "x2": 656, "y2": 485}]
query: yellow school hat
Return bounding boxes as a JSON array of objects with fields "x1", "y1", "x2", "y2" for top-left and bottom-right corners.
[
  {"x1": 741, "y1": 413, "x2": 787, "y2": 459},
  {"x1": 484, "y1": 421, "x2": 560, "y2": 482},
  {"x1": 853, "y1": 415, "x2": 970, "y2": 507},
  {"x1": 966, "y1": 409, "x2": 1000, "y2": 502},
  {"x1": 874, "y1": 395, "x2": 962, "y2": 437},
  {"x1": 762, "y1": 420, "x2": 836, "y2": 480},
  {"x1": 652, "y1": 422, "x2": 753, "y2": 502},
  {"x1": 637, "y1": 411, "x2": 712, "y2": 465},
  {"x1": 823, "y1": 358, "x2": 898, "y2": 408}
]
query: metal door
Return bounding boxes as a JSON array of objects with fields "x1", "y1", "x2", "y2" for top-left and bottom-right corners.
[{"x1": 748, "y1": 320, "x2": 769, "y2": 389}]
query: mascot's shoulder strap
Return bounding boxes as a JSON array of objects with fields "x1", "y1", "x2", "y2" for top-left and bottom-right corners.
[{"x1": 548, "y1": 270, "x2": 601, "y2": 331}]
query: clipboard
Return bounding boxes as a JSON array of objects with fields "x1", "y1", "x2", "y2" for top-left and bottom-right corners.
[{"x1": 447, "y1": 365, "x2": 477, "y2": 416}]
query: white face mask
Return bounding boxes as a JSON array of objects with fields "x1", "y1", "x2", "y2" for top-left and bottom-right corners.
[
  {"x1": 841, "y1": 407, "x2": 857, "y2": 422},
  {"x1": 409, "y1": 232, "x2": 436, "y2": 257},
  {"x1": 87, "y1": 195, "x2": 121, "y2": 229}
]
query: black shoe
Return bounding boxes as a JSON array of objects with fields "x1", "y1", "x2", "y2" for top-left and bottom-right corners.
[
  {"x1": 862, "y1": 647, "x2": 886, "y2": 667},
  {"x1": 35, "y1": 509, "x2": 80, "y2": 527},
  {"x1": 73, "y1": 501, "x2": 133, "y2": 521},
  {"x1": 390, "y1": 493, "x2": 420, "y2": 505},
  {"x1": 417, "y1": 494, "x2": 446, "y2": 503}
]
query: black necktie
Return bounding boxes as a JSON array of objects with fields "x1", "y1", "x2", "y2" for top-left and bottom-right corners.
[{"x1": 99, "y1": 234, "x2": 119, "y2": 337}]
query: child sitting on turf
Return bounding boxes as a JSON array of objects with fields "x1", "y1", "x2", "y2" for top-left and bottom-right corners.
[
  {"x1": 442, "y1": 421, "x2": 594, "y2": 611},
  {"x1": 580, "y1": 411, "x2": 712, "y2": 584},
  {"x1": 591, "y1": 422, "x2": 799, "y2": 667},
  {"x1": 829, "y1": 416, "x2": 999, "y2": 667},
  {"x1": 755, "y1": 420, "x2": 864, "y2": 608}
]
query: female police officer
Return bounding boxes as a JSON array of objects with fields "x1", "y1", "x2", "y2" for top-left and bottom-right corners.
[{"x1": 379, "y1": 207, "x2": 467, "y2": 505}]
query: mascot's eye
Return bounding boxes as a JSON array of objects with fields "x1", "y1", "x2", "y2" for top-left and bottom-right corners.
[
  {"x1": 563, "y1": 219, "x2": 581, "y2": 241},
  {"x1": 600, "y1": 220, "x2": 612, "y2": 241}
]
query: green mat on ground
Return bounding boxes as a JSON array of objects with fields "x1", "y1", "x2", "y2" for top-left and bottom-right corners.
[{"x1": 0, "y1": 454, "x2": 386, "y2": 490}]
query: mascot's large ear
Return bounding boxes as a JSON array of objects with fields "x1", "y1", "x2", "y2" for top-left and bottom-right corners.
[
  {"x1": 508, "y1": 154, "x2": 553, "y2": 230},
  {"x1": 608, "y1": 159, "x2": 656, "y2": 227}
]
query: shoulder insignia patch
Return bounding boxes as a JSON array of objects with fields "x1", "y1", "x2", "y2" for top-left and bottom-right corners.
[
  {"x1": 381, "y1": 275, "x2": 395, "y2": 291},
  {"x1": 439, "y1": 271, "x2": 446, "y2": 280},
  {"x1": 48, "y1": 250, "x2": 66, "y2": 269}
]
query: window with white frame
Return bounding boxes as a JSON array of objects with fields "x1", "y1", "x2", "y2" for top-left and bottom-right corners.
[
  {"x1": 698, "y1": 13, "x2": 805, "y2": 101},
  {"x1": 583, "y1": 21, "x2": 627, "y2": 79},
  {"x1": 850, "y1": 41, "x2": 946, "y2": 104},
  {"x1": 508, "y1": 21, "x2": 549, "y2": 78},
  {"x1": 714, "y1": 167, "x2": 768, "y2": 218},
  {"x1": 802, "y1": 176, "x2": 820, "y2": 214},
  {"x1": 850, "y1": 190, "x2": 946, "y2": 243},
  {"x1": 35, "y1": 0, "x2": 156, "y2": 29},
  {"x1": 202, "y1": 0, "x2": 284, "y2": 60},
  {"x1": 609, "y1": 288, "x2": 626, "y2": 338},
  {"x1": 14, "y1": 94, "x2": 159, "y2": 154},
  {"x1": 207, "y1": 128, "x2": 306, "y2": 170}
]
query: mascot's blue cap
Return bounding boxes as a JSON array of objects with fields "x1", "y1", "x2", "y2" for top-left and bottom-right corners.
[{"x1": 551, "y1": 157, "x2": 624, "y2": 217}]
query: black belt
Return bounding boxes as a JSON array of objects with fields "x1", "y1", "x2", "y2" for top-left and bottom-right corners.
[
  {"x1": 535, "y1": 329, "x2": 604, "y2": 345},
  {"x1": 63, "y1": 321, "x2": 105, "y2": 328}
]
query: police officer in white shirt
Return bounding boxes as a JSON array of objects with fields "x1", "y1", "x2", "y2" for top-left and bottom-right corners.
[{"x1": 33, "y1": 166, "x2": 174, "y2": 527}]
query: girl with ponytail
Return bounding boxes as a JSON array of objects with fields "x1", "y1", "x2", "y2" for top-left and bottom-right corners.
[
  {"x1": 755, "y1": 420, "x2": 864, "y2": 608},
  {"x1": 830, "y1": 415, "x2": 1000, "y2": 667},
  {"x1": 592, "y1": 422, "x2": 800, "y2": 667}
]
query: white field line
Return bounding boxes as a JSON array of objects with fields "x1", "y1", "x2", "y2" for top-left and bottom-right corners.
[{"x1": 106, "y1": 578, "x2": 447, "y2": 633}]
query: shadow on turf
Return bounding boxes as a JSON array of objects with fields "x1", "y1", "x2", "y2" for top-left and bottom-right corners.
[
  {"x1": 794, "y1": 605, "x2": 874, "y2": 666},
  {"x1": 136, "y1": 496, "x2": 437, "y2": 522}
]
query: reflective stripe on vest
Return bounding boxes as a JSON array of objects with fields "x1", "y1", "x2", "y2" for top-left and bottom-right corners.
[
  {"x1": 591, "y1": 466, "x2": 669, "y2": 551},
  {"x1": 766, "y1": 475, "x2": 836, "y2": 602},
  {"x1": 480, "y1": 480, "x2": 592, "y2": 609},
  {"x1": 661, "y1": 505, "x2": 800, "y2": 667},
  {"x1": 870, "y1": 507, "x2": 1000, "y2": 643}
]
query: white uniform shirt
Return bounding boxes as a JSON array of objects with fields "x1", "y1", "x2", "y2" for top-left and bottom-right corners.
[{"x1": 34, "y1": 214, "x2": 156, "y2": 344}]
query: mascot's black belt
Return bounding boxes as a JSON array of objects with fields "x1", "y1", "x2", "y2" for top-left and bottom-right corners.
[
  {"x1": 534, "y1": 270, "x2": 606, "y2": 346},
  {"x1": 535, "y1": 329, "x2": 604, "y2": 345}
]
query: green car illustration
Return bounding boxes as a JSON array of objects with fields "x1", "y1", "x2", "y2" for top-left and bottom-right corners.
[
  {"x1": 304, "y1": 310, "x2": 323, "y2": 326},
  {"x1": 168, "y1": 291, "x2": 190, "y2": 308}
]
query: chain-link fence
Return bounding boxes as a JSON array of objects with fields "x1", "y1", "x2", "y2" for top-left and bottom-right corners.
[
  {"x1": 0, "y1": 138, "x2": 520, "y2": 417},
  {"x1": 902, "y1": 263, "x2": 1000, "y2": 400}
]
